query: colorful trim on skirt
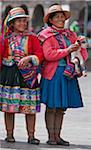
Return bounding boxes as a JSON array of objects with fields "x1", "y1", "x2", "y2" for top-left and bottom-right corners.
[{"x1": 0, "y1": 64, "x2": 40, "y2": 114}]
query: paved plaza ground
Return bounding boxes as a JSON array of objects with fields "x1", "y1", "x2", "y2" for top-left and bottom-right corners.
[{"x1": 0, "y1": 72, "x2": 91, "y2": 150}]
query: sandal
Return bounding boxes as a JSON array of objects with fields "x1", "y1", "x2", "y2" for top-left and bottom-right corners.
[
  {"x1": 5, "y1": 136, "x2": 15, "y2": 143},
  {"x1": 28, "y1": 137, "x2": 40, "y2": 145}
]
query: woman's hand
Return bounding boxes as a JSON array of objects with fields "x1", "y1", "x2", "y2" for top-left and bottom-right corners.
[
  {"x1": 67, "y1": 43, "x2": 79, "y2": 53},
  {"x1": 77, "y1": 35, "x2": 86, "y2": 42},
  {"x1": 18, "y1": 56, "x2": 30, "y2": 68}
]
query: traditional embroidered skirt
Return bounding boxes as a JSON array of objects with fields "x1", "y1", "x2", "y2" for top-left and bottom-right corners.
[
  {"x1": 0, "y1": 64, "x2": 40, "y2": 114},
  {"x1": 40, "y1": 66, "x2": 83, "y2": 109}
]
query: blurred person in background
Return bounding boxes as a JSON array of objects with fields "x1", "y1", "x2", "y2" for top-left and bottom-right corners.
[
  {"x1": 32, "y1": 4, "x2": 45, "y2": 33},
  {"x1": 70, "y1": 20, "x2": 80, "y2": 35},
  {"x1": 87, "y1": 19, "x2": 91, "y2": 37}
]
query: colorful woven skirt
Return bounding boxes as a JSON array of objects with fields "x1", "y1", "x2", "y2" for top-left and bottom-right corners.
[
  {"x1": 40, "y1": 66, "x2": 83, "y2": 109},
  {"x1": 0, "y1": 64, "x2": 40, "y2": 114}
]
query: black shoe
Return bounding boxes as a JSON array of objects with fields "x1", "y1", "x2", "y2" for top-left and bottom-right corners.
[
  {"x1": 56, "y1": 138, "x2": 70, "y2": 146},
  {"x1": 28, "y1": 137, "x2": 40, "y2": 145},
  {"x1": 5, "y1": 136, "x2": 15, "y2": 143},
  {"x1": 46, "y1": 140, "x2": 57, "y2": 145}
]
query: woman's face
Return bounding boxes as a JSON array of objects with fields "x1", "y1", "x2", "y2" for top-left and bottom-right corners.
[
  {"x1": 13, "y1": 17, "x2": 28, "y2": 33},
  {"x1": 49, "y1": 12, "x2": 66, "y2": 29}
]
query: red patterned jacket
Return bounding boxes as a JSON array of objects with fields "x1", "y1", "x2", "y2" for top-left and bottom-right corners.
[{"x1": 0, "y1": 33, "x2": 44, "y2": 69}]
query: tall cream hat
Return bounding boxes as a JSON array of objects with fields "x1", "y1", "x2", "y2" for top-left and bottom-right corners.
[{"x1": 44, "y1": 4, "x2": 71, "y2": 23}]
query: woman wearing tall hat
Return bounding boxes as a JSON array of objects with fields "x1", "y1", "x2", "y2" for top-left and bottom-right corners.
[
  {"x1": 0, "y1": 7, "x2": 43, "y2": 144},
  {"x1": 38, "y1": 3, "x2": 88, "y2": 145}
]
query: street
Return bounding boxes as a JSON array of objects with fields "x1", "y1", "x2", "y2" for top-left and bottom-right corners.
[{"x1": 0, "y1": 72, "x2": 91, "y2": 150}]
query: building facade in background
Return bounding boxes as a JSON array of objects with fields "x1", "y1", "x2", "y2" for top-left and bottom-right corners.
[
  {"x1": 0, "y1": 0, "x2": 91, "y2": 34},
  {"x1": 0, "y1": 0, "x2": 91, "y2": 67}
]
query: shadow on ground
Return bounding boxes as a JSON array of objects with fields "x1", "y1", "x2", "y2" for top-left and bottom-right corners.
[{"x1": 0, "y1": 140, "x2": 91, "y2": 150}]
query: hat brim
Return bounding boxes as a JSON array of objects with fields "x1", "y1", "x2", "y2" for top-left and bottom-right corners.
[
  {"x1": 8, "y1": 14, "x2": 30, "y2": 22},
  {"x1": 44, "y1": 10, "x2": 71, "y2": 23}
]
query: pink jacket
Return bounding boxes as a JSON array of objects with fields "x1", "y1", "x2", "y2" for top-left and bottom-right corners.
[{"x1": 38, "y1": 27, "x2": 88, "y2": 80}]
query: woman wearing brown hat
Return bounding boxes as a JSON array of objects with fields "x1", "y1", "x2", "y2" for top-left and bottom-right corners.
[
  {"x1": 0, "y1": 7, "x2": 43, "y2": 144},
  {"x1": 38, "y1": 3, "x2": 88, "y2": 145}
]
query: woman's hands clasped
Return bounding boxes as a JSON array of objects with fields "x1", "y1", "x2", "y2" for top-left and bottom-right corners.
[{"x1": 18, "y1": 56, "x2": 30, "y2": 69}]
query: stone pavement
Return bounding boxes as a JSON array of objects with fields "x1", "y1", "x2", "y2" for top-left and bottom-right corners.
[{"x1": 0, "y1": 72, "x2": 91, "y2": 150}]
